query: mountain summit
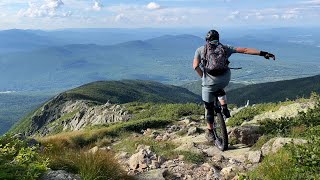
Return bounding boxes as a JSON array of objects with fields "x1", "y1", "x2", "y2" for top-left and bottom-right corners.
[{"x1": 10, "y1": 80, "x2": 200, "y2": 136}]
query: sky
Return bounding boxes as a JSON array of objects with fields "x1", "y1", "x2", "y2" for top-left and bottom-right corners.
[{"x1": 0, "y1": 0, "x2": 319, "y2": 29}]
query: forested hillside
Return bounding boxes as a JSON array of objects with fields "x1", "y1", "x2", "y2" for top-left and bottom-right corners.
[
  {"x1": 0, "y1": 93, "x2": 49, "y2": 135},
  {"x1": 227, "y1": 74, "x2": 320, "y2": 105}
]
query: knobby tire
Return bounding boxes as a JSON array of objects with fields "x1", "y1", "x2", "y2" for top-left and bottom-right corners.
[{"x1": 214, "y1": 112, "x2": 228, "y2": 151}]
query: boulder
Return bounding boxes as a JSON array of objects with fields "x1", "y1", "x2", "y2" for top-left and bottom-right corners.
[
  {"x1": 203, "y1": 147, "x2": 221, "y2": 157},
  {"x1": 220, "y1": 166, "x2": 237, "y2": 180},
  {"x1": 174, "y1": 142, "x2": 201, "y2": 154},
  {"x1": 247, "y1": 150, "x2": 262, "y2": 163},
  {"x1": 40, "y1": 170, "x2": 81, "y2": 180},
  {"x1": 228, "y1": 125, "x2": 262, "y2": 146},
  {"x1": 135, "y1": 169, "x2": 166, "y2": 180},
  {"x1": 261, "y1": 137, "x2": 307, "y2": 156},
  {"x1": 187, "y1": 127, "x2": 199, "y2": 136},
  {"x1": 128, "y1": 145, "x2": 161, "y2": 171}
]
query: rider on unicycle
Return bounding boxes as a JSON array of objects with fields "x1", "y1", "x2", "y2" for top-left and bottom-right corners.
[{"x1": 193, "y1": 29, "x2": 276, "y2": 143}]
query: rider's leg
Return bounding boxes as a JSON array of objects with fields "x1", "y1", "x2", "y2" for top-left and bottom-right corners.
[
  {"x1": 216, "y1": 90, "x2": 231, "y2": 118},
  {"x1": 204, "y1": 102, "x2": 215, "y2": 141}
]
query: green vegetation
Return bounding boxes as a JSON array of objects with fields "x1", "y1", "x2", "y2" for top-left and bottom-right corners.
[
  {"x1": 179, "y1": 151, "x2": 205, "y2": 164},
  {"x1": 126, "y1": 102, "x2": 203, "y2": 121},
  {"x1": 40, "y1": 102, "x2": 203, "y2": 148},
  {"x1": 0, "y1": 135, "x2": 48, "y2": 179},
  {"x1": 63, "y1": 80, "x2": 200, "y2": 104},
  {"x1": 259, "y1": 96, "x2": 320, "y2": 137},
  {"x1": 227, "y1": 74, "x2": 320, "y2": 106},
  {"x1": 249, "y1": 135, "x2": 272, "y2": 151},
  {"x1": 246, "y1": 135, "x2": 320, "y2": 180},
  {"x1": 227, "y1": 101, "x2": 294, "y2": 127},
  {"x1": 42, "y1": 144, "x2": 132, "y2": 180},
  {"x1": 244, "y1": 94, "x2": 320, "y2": 179}
]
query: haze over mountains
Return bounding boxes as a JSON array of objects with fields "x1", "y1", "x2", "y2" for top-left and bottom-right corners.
[
  {"x1": 1, "y1": 27, "x2": 320, "y2": 134},
  {"x1": 1, "y1": 27, "x2": 320, "y2": 92}
]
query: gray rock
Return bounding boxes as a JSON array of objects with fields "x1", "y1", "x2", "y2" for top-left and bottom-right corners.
[
  {"x1": 174, "y1": 142, "x2": 201, "y2": 154},
  {"x1": 88, "y1": 146, "x2": 99, "y2": 154},
  {"x1": 261, "y1": 137, "x2": 307, "y2": 156},
  {"x1": 135, "y1": 169, "x2": 167, "y2": 180},
  {"x1": 247, "y1": 150, "x2": 262, "y2": 163},
  {"x1": 12, "y1": 133, "x2": 25, "y2": 140},
  {"x1": 261, "y1": 138, "x2": 275, "y2": 156},
  {"x1": 228, "y1": 125, "x2": 262, "y2": 146},
  {"x1": 220, "y1": 166, "x2": 237, "y2": 180},
  {"x1": 162, "y1": 134, "x2": 169, "y2": 141},
  {"x1": 158, "y1": 156, "x2": 166, "y2": 165},
  {"x1": 150, "y1": 160, "x2": 160, "y2": 169},
  {"x1": 40, "y1": 170, "x2": 81, "y2": 180},
  {"x1": 187, "y1": 127, "x2": 199, "y2": 136},
  {"x1": 212, "y1": 154, "x2": 224, "y2": 162},
  {"x1": 204, "y1": 147, "x2": 221, "y2": 157},
  {"x1": 128, "y1": 145, "x2": 158, "y2": 171}
]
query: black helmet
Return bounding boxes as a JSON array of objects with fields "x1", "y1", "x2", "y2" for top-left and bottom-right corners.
[{"x1": 205, "y1": 30, "x2": 219, "y2": 42}]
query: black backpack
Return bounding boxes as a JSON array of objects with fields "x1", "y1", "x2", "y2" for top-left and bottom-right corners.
[{"x1": 202, "y1": 43, "x2": 229, "y2": 76}]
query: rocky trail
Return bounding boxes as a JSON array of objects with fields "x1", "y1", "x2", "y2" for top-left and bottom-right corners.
[
  {"x1": 41, "y1": 100, "x2": 315, "y2": 180},
  {"x1": 118, "y1": 101, "x2": 314, "y2": 180}
]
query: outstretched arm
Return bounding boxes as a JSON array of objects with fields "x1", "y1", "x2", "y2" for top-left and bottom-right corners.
[
  {"x1": 193, "y1": 58, "x2": 203, "y2": 78},
  {"x1": 235, "y1": 47, "x2": 276, "y2": 60}
]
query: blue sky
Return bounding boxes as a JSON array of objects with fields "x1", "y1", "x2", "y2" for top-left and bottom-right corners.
[{"x1": 0, "y1": 0, "x2": 319, "y2": 29}]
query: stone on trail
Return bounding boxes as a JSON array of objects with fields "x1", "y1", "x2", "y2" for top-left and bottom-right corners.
[
  {"x1": 261, "y1": 137, "x2": 307, "y2": 156},
  {"x1": 135, "y1": 169, "x2": 166, "y2": 180},
  {"x1": 247, "y1": 150, "x2": 262, "y2": 163}
]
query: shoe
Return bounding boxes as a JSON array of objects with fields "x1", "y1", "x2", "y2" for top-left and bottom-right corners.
[
  {"x1": 205, "y1": 129, "x2": 216, "y2": 142},
  {"x1": 222, "y1": 107, "x2": 231, "y2": 118}
]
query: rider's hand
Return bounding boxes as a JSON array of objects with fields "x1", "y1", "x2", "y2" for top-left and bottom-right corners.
[{"x1": 260, "y1": 51, "x2": 276, "y2": 60}]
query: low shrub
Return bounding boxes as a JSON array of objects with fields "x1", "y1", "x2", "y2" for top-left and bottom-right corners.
[
  {"x1": 227, "y1": 102, "x2": 293, "y2": 127},
  {"x1": 289, "y1": 135, "x2": 320, "y2": 177},
  {"x1": 42, "y1": 144, "x2": 132, "y2": 180},
  {"x1": 0, "y1": 135, "x2": 48, "y2": 180},
  {"x1": 247, "y1": 148, "x2": 297, "y2": 180},
  {"x1": 179, "y1": 151, "x2": 205, "y2": 164},
  {"x1": 114, "y1": 136, "x2": 177, "y2": 158},
  {"x1": 126, "y1": 102, "x2": 203, "y2": 121},
  {"x1": 247, "y1": 136, "x2": 320, "y2": 180},
  {"x1": 259, "y1": 100, "x2": 320, "y2": 137}
]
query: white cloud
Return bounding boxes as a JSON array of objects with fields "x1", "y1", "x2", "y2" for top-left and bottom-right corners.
[
  {"x1": 18, "y1": 0, "x2": 70, "y2": 18},
  {"x1": 92, "y1": 0, "x2": 103, "y2": 11},
  {"x1": 227, "y1": 10, "x2": 240, "y2": 19},
  {"x1": 114, "y1": 13, "x2": 130, "y2": 23},
  {"x1": 147, "y1": 2, "x2": 161, "y2": 10},
  {"x1": 302, "y1": 0, "x2": 320, "y2": 4}
]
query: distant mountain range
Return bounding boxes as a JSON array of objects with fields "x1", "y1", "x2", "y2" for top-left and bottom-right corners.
[
  {"x1": 0, "y1": 34, "x2": 205, "y2": 91},
  {"x1": 1, "y1": 28, "x2": 320, "y2": 91}
]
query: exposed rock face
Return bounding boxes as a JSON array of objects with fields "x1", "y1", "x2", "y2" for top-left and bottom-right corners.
[
  {"x1": 247, "y1": 150, "x2": 262, "y2": 163},
  {"x1": 228, "y1": 125, "x2": 262, "y2": 146},
  {"x1": 27, "y1": 95, "x2": 131, "y2": 136},
  {"x1": 63, "y1": 101, "x2": 130, "y2": 131},
  {"x1": 261, "y1": 137, "x2": 307, "y2": 156},
  {"x1": 127, "y1": 145, "x2": 165, "y2": 173},
  {"x1": 40, "y1": 170, "x2": 81, "y2": 180},
  {"x1": 242, "y1": 102, "x2": 315, "y2": 126}
]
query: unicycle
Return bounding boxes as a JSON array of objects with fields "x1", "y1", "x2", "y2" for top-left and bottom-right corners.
[{"x1": 212, "y1": 95, "x2": 228, "y2": 151}]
